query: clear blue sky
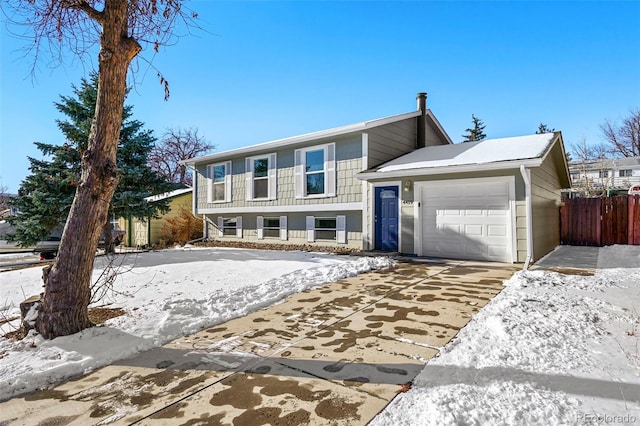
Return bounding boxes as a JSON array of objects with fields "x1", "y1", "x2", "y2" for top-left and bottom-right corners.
[{"x1": 1, "y1": 1, "x2": 639, "y2": 193}]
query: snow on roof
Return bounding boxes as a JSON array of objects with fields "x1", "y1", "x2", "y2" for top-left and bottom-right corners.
[
  {"x1": 144, "y1": 187, "x2": 192, "y2": 203},
  {"x1": 376, "y1": 133, "x2": 555, "y2": 173}
]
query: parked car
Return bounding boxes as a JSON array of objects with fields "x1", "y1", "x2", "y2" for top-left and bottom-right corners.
[
  {"x1": 629, "y1": 185, "x2": 640, "y2": 195},
  {"x1": 0, "y1": 221, "x2": 124, "y2": 258}
]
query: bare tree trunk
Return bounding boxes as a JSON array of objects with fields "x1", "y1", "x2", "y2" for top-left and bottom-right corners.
[
  {"x1": 36, "y1": 2, "x2": 141, "y2": 339},
  {"x1": 179, "y1": 164, "x2": 187, "y2": 185}
]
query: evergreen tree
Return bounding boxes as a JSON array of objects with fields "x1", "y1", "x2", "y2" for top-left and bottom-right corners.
[
  {"x1": 462, "y1": 114, "x2": 487, "y2": 142},
  {"x1": 536, "y1": 123, "x2": 555, "y2": 134},
  {"x1": 9, "y1": 73, "x2": 172, "y2": 249}
]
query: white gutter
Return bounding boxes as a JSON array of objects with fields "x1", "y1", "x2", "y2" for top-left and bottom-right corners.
[{"x1": 520, "y1": 164, "x2": 534, "y2": 270}]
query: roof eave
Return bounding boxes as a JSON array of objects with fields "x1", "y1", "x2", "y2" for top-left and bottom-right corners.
[
  {"x1": 181, "y1": 110, "x2": 423, "y2": 166},
  {"x1": 144, "y1": 187, "x2": 193, "y2": 202},
  {"x1": 426, "y1": 109, "x2": 454, "y2": 145}
]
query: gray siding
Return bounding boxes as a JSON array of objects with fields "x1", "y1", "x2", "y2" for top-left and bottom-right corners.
[
  {"x1": 195, "y1": 136, "x2": 363, "y2": 212},
  {"x1": 515, "y1": 201, "x2": 527, "y2": 262},
  {"x1": 400, "y1": 187, "x2": 415, "y2": 254},
  {"x1": 367, "y1": 119, "x2": 417, "y2": 168},
  {"x1": 425, "y1": 115, "x2": 449, "y2": 147},
  {"x1": 530, "y1": 155, "x2": 563, "y2": 262},
  {"x1": 367, "y1": 116, "x2": 449, "y2": 169},
  {"x1": 204, "y1": 211, "x2": 362, "y2": 249}
]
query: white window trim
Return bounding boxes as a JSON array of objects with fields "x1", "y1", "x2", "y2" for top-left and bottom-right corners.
[
  {"x1": 218, "y1": 216, "x2": 242, "y2": 238},
  {"x1": 245, "y1": 153, "x2": 277, "y2": 201},
  {"x1": 257, "y1": 215, "x2": 287, "y2": 240},
  {"x1": 295, "y1": 143, "x2": 336, "y2": 199},
  {"x1": 207, "y1": 161, "x2": 232, "y2": 204},
  {"x1": 306, "y1": 215, "x2": 346, "y2": 244}
]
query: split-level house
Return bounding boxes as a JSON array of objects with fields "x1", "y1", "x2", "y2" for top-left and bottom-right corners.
[
  {"x1": 183, "y1": 93, "x2": 571, "y2": 265},
  {"x1": 183, "y1": 93, "x2": 450, "y2": 250}
]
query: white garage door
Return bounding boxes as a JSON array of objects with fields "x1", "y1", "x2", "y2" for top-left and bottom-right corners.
[{"x1": 418, "y1": 178, "x2": 514, "y2": 262}]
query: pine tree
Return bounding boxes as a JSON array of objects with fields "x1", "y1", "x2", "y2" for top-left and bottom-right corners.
[
  {"x1": 462, "y1": 114, "x2": 487, "y2": 142},
  {"x1": 9, "y1": 74, "x2": 172, "y2": 250},
  {"x1": 536, "y1": 123, "x2": 555, "y2": 134}
]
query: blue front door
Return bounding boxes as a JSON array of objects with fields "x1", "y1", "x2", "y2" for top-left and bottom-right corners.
[{"x1": 375, "y1": 186, "x2": 399, "y2": 251}]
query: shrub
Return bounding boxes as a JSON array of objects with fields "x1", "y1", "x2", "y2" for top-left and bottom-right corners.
[{"x1": 158, "y1": 207, "x2": 202, "y2": 247}]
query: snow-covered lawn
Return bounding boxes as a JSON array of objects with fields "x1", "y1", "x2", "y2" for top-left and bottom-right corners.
[
  {"x1": 0, "y1": 247, "x2": 392, "y2": 401},
  {"x1": 1, "y1": 245, "x2": 639, "y2": 425},
  {"x1": 372, "y1": 246, "x2": 640, "y2": 425}
]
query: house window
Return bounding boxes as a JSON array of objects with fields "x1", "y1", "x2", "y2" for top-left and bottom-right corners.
[
  {"x1": 254, "y1": 158, "x2": 269, "y2": 198},
  {"x1": 245, "y1": 154, "x2": 277, "y2": 200},
  {"x1": 306, "y1": 215, "x2": 346, "y2": 243},
  {"x1": 217, "y1": 216, "x2": 243, "y2": 238},
  {"x1": 315, "y1": 217, "x2": 336, "y2": 240},
  {"x1": 207, "y1": 161, "x2": 232, "y2": 203},
  {"x1": 306, "y1": 149, "x2": 325, "y2": 195},
  {"x1": 212, "y1": 165, "x2": 226, "y2": 201},
  {"x1": 222, "y1": 218, "x2": 237, "y2": 236},
  {"x1": 619, "y1": 169, "x2": 633, "y2": 177},
  {"x1": 294, "y1": 143, "x2": 336, "y2": 198},
  {"x1": 599, "y1": 170, "x2": 609, "y2": 178},
  {"x1": 257, "y1": 215, "x2": 288, "y2": 240},
  {"x1": 263, "y1": 217, "x2": 280, "y2": 238}
]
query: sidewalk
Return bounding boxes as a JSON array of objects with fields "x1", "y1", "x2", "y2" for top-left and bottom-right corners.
[
  {"x1": 0, "y1": 259, "x2": 520, "y2": 425},
  {"x1": 533, "y1": 244, "x2": 640, "y2": 271}
]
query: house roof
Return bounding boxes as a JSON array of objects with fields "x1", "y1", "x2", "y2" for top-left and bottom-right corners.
[
  {"x1": 145, "y1": 187, "x2": 192, "y2": 203},
  {"x1": 182, "y1": 109, "x2": 452, "y2": 165},
  {"x1": 357, "y1": 132, "x2": 570, "y2": 185}
]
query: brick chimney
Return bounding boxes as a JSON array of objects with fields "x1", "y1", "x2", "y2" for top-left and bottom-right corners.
[{"x1": 416, "y1": 92, "x2": 427, "y2": 148}]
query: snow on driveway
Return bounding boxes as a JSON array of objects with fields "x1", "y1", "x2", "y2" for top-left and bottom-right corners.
[
  {"x1": 371, "y1": 245, "x2": 640, "y2": 425},
  {"x1": 0, "y1": 247, "x2": 393, "y2": 401}
]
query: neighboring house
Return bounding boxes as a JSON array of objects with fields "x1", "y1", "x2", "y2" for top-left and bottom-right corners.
[
  {"x1": 119, "y1": 187, "x2": 193, "y2": 247},
  {"x1": 182, "y1": 93, "x2": 451, "y2": 250},
  {"x1": 568, "y1": 156, "x2": 640, "y2": 196},
  {"x1": 357, "y1": 132, "x2": 570, "y2": 265},
  {"x1": 0, "y1": 193, "x2": 18, "y2": 218},
  {"x1": 182, "y1": 93, "x2": 570, "y2": 264}
]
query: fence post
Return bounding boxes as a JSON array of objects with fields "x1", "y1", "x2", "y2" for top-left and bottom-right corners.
[{"x1": 630, "y1": 194, "x2": 640, "y2": 245}]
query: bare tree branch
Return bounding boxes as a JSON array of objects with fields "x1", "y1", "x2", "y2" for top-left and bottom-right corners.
[
  {"x1": 601, "y1": 108, "x2": 640, "y2": 158},
  {"x1": 69, "y1": 0, "x2": 104, "y2": 23},
  {"x1": 149, "y1": 127, "x2": 215, "y2": 185},
  {"x1": 1, "y1": 0, "x2": 200, "y2": 339}
]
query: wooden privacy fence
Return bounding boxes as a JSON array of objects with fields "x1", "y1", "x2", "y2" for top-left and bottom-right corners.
[{"x1": 560, "y1": 195, "x2": 640, "y2": 246}]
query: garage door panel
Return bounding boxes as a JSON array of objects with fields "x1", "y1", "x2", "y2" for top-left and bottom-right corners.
[
  {"x1": 440, "y1": 224, "x2": 460, "y2": 234},
  {"x1": 464, "y1": 224, "x2": 483, "y2": 236},
  {"x1": 487, "y1": 205, "x2": 508, "y2": 216},
  {"x1": 488, "y1": 245, "x2": 508, "y2": 257},
  {"x1": 420, "y1": 179, "x2": 513, "y2": 262},
  {"x1": 487, "y1": 225, "x2": 507, "y2": 237}
]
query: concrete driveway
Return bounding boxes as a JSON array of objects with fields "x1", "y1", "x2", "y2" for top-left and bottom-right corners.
[{"x1": 0, "y1": 258, "x2": 520, "y2": 425}]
